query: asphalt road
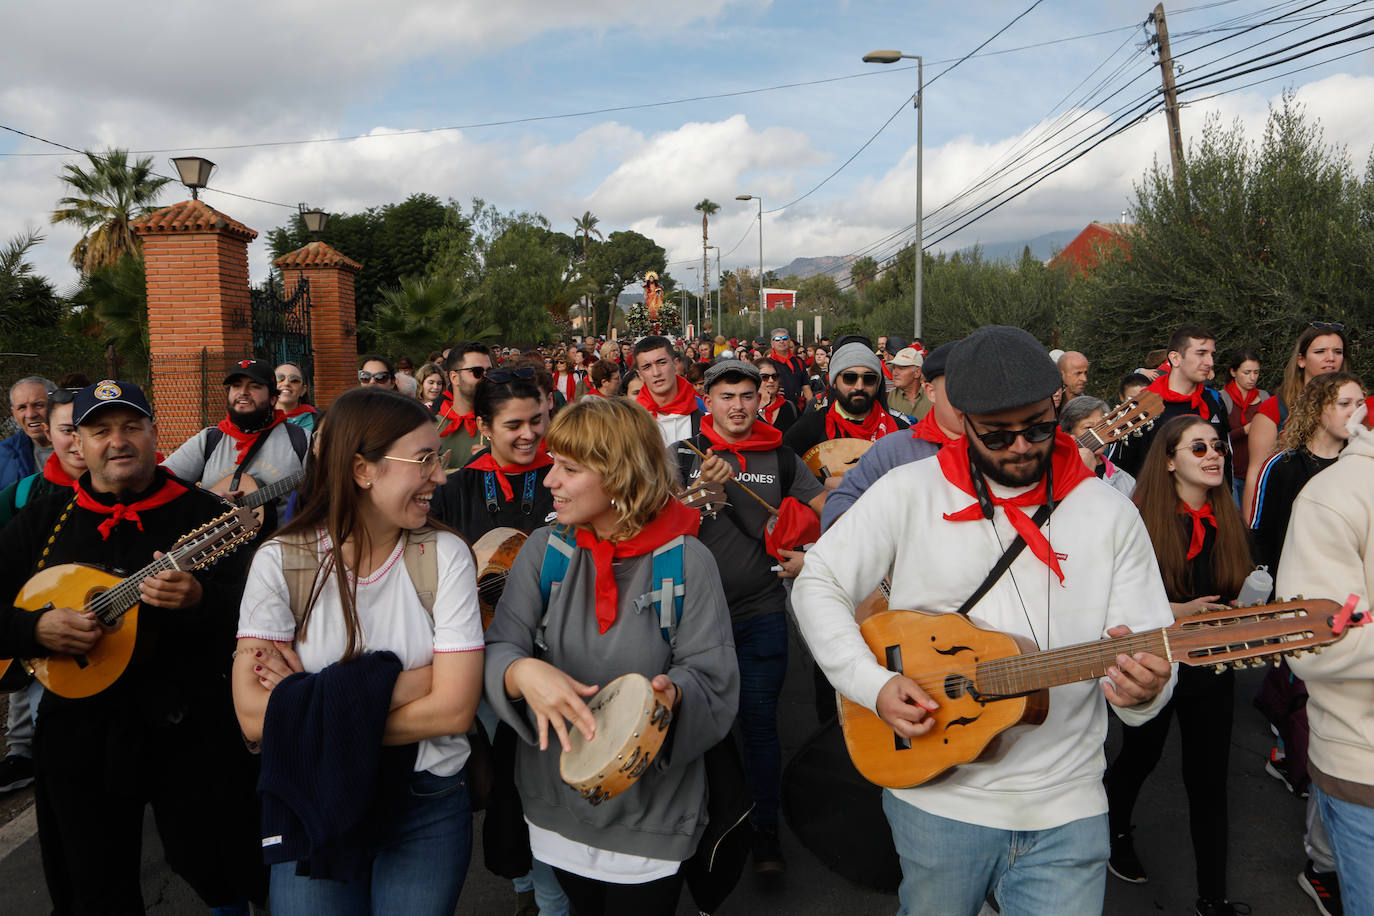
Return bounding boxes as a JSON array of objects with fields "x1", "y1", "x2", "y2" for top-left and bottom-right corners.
[{"x1": 0, "y1": 628, "x2": 1319, "y2": 915}]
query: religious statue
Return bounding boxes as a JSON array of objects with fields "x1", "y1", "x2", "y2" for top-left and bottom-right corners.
[{"x1": 643, "y1": 271, "x2": 664, "y2": 320}]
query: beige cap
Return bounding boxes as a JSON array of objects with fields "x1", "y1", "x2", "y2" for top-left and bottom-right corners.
[{"x1": 890, "y1": 347, "x2": 924, "y2": 368}]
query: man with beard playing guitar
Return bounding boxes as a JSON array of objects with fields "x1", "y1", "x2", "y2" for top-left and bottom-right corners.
[
  {"x1": 793, "y1": 326, "x2": 1175, "y2": 916},
  {"x1": 162, "y1": 358, "x2": 308, "y2": 534}
]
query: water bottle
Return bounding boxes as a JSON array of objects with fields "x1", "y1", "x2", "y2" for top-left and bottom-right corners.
[{"x1": 1237, "y1": 565, "x2": 1274, "y2": 606}]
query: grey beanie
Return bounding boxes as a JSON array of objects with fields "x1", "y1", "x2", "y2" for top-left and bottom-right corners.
[
  {"x1": 945, "y1": 326, "x2": 1063, "y2": 414},
  {"x1": 829, "y1": 342, "x2": 884, "y2": 384}
]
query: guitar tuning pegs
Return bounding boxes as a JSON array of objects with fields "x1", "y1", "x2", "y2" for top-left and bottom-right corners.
[{"x1": 1213, "y1": 663, "x2": 1227, "y2": 674}]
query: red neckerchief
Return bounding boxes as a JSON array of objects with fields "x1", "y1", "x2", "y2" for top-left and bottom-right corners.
[
  {"x1": 825, "y1": 402, "x2": 898, "y2": 441},
  {"x1": 465, "y1": 447, "x2": 553, "y2": 501},
  {"x1": 699, "y1": 415, "x2": 782, "y2": 472},
  {"x1": 575, "y1": 500, "x2": 701, "y2": 634},
  {"x1": 1178, "y1": 501, "x2": 1216, "y2": 561},
  {"x1": 74, "y1": 473, "x2": 188, "y2": 540},
  {"x1": 937, "y1": 431, "x2": 1093, "y2": 584},
  {"x1": 637, "y1": 376, "x2": 698, "y2": 417},
  {"x1": 217, "y1": 410, "x2": 287, "y2": 465},
  {"x1": 911, "y1": 411, "x2": 959, "y2": 448},
  {"x1": 1223, "y1": 381, "x2": 1258, "y2": 414},
  {"x1": 761, "y1": 397, "x2": 784, "y2": 425},
  {"x1": 284, "y1": 404, "x2": 317, "y2": 419},
  {"x1": 437, "y1": 392, "x2": 478, "y2": 438},
  {"x1": 585, "y1": 388, "x2": 605, "y2": 398},
  {"x1": 42, "y1": 452, "x2": 77, "y2": 488},
  {"x1": 554, "y1": 372, "x2": 577, "y2": 403},
  {"x1": 1146, "y1": 374, "x2": 1210, "y2": 420}
]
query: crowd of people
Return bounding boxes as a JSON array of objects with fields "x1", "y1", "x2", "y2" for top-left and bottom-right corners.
[{"x1": 0, "y1": 317, "x2": 1370, "y2": 916}]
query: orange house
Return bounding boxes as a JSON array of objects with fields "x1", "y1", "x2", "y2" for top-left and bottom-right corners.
[{"x1": 1048, "y1": 222, "x2": 1133, "y2": 275}]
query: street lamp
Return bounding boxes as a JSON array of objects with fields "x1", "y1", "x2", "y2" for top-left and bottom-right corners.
[
  {"x1": 736, "y1": 194, "x2": 764, "y2": 339},
  {"x1": 298, "y1": 204, "x2": 329, "y2": 238},
  {"x1": 169, "y1": 156, "x2": 216, "y2": 201},
  {"x1": 706, "y1": 244, "x2": 721, "y2": 337},
  {"x1": 685, "y1": 266, "x2": 696, "y2": 338},
  {"x1": 863, "y1": 49, "x2": 923, "y2": 340}
]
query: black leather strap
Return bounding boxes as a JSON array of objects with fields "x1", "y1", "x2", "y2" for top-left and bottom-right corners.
[{"x1": 954, "y1": 502, "x2": 1054, "y2": 617}]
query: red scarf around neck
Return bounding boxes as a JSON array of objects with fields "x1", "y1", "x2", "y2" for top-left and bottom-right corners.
[
  {"x1": 217, "y1": 410, "x2": 287, "y2": 465},
  {"x1": 937, "y1": 431, "x2": 1093, "y2": 584},
  {"x1": 437, "y1": 393, "x2": 478, "y2": 438},
  {"x1": 554, "y1": 372, "x2": 577, "y2": 403},
  {"x1": 825, "y1": 401, "x2": 898, "y2": 442},
  {"x1": 42, "y1": 452, "x2": 77, "y2": 488},
  {"x1": 575, "y1": 500, "x2": 701, "y2": 634},
  {"x1": 911, "y1": 411, "x2": 959, "y2": 448},
  {"x1": 466, "y1": 447, "x2": 553, "y2": 501},
  {"x1": 74, "y1": 473, "x2": 188, "y2": 540},
  {"x1": 284, "y1": 404, "x2": 317, "y2": 419},
  {"x1": 1147, "y1": 374, "x2": 1210, "y2": 419},
  {"x1": 761, "y1": 397, "x2": 784, "y2": 425},
  {"x1": 1223, "y1": 381, "x2": 1258, "y2": 414},
  {"x1": 1178, "y1": 501, "x2": 1217, "y2": 561},
  {"x1": 699, "y1": 415, "x2": 782, "y2": 472},
  {"x1": 638, "y1": 376, "x2": 698, "y2": 417}
]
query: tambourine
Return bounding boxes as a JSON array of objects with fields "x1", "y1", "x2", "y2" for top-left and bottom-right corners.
[{"x1": 560, "y1": 673, "x2": 673, "y2": 805}]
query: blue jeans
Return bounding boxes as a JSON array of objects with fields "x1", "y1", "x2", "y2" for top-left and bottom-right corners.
[
  {"x1": 733, "y1": 610, "x2": 789, "y2": 827},
  {"x1": 882, "y1": 791, "x2": 1108, "y2": 916},
  {"x1": 270, "y1": 768, "x2": 472, "y2": 915},
  {"x1": 1314, "y1": 784, "x2": 1374, "y2": 916}
]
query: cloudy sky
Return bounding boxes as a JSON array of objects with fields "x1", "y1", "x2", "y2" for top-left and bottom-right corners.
[{"x1": 3, "y1": 0, "x2": 1373, "y2": 294}]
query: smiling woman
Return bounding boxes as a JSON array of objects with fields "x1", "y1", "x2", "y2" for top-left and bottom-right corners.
[{"x1": 232, "y1": 386, "x2": 484, "y2": 915}]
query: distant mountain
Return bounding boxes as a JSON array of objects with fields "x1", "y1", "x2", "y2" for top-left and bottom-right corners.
[{"x1": 772, "y1": 255, "x2": 852, "y2": 280}]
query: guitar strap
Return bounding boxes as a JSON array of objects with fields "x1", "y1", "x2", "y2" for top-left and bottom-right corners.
[
  {"x1": 228, "y1": 424, "x2": 276, "y2": 492},
  {"x1": 953, "y1": 502, "x2": 1054, "y2": 618}
]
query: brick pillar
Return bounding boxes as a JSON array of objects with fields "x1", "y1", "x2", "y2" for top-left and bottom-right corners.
[
  {"x1": 132, "y1": 199, "x2": 258, "y2": 452},
  {"x1": 275, "y1": 241, "x2": 362, "y2": 410}
]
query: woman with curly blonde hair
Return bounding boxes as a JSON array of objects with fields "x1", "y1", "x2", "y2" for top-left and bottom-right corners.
[{"x1": 483, "y1": 396, "x2": 738, "y2": 915}]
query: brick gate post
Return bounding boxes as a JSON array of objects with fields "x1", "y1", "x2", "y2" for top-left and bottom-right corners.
[{"x1": 275, "y1": 241, "x2": 362, "y2": 410}]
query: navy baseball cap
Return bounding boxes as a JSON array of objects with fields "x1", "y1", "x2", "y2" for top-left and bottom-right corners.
[{"x1": 73, "y1": 380, "x2": 153, "y2": 426}]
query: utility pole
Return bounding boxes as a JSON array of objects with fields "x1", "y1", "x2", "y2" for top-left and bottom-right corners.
[{"x1": 1151, "y1": 3, "x2": 1185, "y2": 181}]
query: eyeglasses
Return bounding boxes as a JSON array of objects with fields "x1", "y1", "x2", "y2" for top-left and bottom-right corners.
[
  {"x1": 1174, "y1": 439, "x2": 1229, "y2": 458},
  {"x1": 459, "y1": 366, "x2": 487, "y2": 379},
  {"x1": 772, "y1": 336, "x2": 789, "y2": 342},
  {"x1": 838, "y1": 371, "x2": 880, "y2": 387},
  {"x1": 758, "y1": 372, "x2": 779, "y2": 380},
  {"x1": 358, "y1": 371, "x2": 392, "y2": 384},
  {"x1": 968, "y1": 419, "x2": 1060, "y2": 451},
  {"x1": 276, "y1": 375, "x2": 303, "y2": 384},
  {"x1": 382, "y1": 450, "x2": 450, "y2": 475},
  {"x1": 1310, "y1": 322, "x2": 1346, "y2": 332},
  {"x1": 486, "y1": 368, "x2": 536, "y2": 384}
]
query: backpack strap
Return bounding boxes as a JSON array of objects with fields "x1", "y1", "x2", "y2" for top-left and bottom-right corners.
[
  {"x1": 536, "y1": 524, "x2": 578, "y2": 652},
  {"x1": 1277, "y1": 396, "x2": 1289, "y2": 433},
  {"x1": 202, "y1": 427, "x2": 225, "y2": 470},
  {"x1": 483, "y1": 472, "x2": 500, "y2": 515},
  {"x1": 777, "y1": 445, "x2": 797, "y2": 497},
  {"x1": 277, "y1": 531, "x2": 322, "y2": 631},
  {"x1": 401, "y1": 526, "x2": 438, "y2": 623},
  {"x1": 520, "y1": 471, "x2": 537, "y2": 517},
  {"x1": 284, "y1": 421, "x2": 309, "y2": 463},
  {"x1": 646, "y1": 536, "x2": 686, "y2": 644},
  {"x1": 14, "y1": 472, "x2": 37, "y2": 510}
]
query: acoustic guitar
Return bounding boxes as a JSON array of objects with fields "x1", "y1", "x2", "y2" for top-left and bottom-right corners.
[
  {"x1": 0, "y1": 505, "x2": 261, "y2": 698},
  {"x1": 839, "y1": 598, "x2": 1345, "y2": 789},
  {"x1": 207, "y1": 468, "x2": 306, "y2": 523}
]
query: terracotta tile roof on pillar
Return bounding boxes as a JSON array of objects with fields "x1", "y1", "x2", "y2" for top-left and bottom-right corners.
[
  {"x1": 131, "y1": 199, "x2": 258, "y2": 241},
  {"x1": 273, "y1": 241, "x2": 362, "y2": 273}
]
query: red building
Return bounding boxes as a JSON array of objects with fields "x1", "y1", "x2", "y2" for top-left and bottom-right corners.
[{"x1": 1047, "y1": 222, "x2": 1133, "y2": 274}]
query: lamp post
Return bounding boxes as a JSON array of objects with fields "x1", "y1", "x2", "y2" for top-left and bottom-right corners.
[
  {"x1": 736, "y1": 194, "x2": 764, "y2": 339},
  {"x1": 863, "y1": 49, "x2": 923, "y2": 339},
  {"x1": 706, "y1": 244, "x2": 721, "y2": 337},
  {"x1": 298, "y1": 204, "x2": 329, "y2": 238},
  {"x1": 169, "y1": 157, "x2": 216, "y2": 201},
  {"x1": 684, "y1": 266, "x2": 696, "y2": 338}
]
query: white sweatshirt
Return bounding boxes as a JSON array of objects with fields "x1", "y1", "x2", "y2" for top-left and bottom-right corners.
[{"x1": 792, "y1": 456, "x2": 1176, "y2": 831}]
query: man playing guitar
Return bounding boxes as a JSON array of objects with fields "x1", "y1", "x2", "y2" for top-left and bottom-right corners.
[
  {"x1": 793, "y1": 326, "x2": 1175, "y2": 916},
  {"x1": 0, "y1": 381, "x2": 265, "y2": 913}
]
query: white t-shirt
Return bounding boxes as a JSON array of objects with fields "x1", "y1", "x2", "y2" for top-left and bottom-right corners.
[
  {"x1": 525, "y1": 820, "x2": 680, "y2": 884},
  {"x1": 238, "y1": 529, "x2": 484, "y2": 776}
]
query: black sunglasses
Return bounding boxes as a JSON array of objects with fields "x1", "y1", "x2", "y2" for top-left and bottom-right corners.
[
  {"x1": 838, "y1": 371, "x2": 880, "y2": 387},
  {"x1": 357, "y1": 370, "x2": 392, "y2": 384},
  {"x1": 758, "y1": 372, "x2": 779, "y2": 380},
  {"x1": 1310, "y1": 322, "x2": 1346, "y2": 332},
  {"x1": 968, "y1": 419, "x2": 1059, "y2": 451},
  {"x1": 1174, "y1": 439, "x2": 1229, "y2": 458},
  {"x1": 486, "y1": 368, "x2": 536, "y2": 384},
  {"x1": 460, "y1": 366, "x2": 488, "y2": 379}
]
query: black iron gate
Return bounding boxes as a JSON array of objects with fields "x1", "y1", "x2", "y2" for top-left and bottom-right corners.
[{"x1": 250, "y1": 275, "x2": 313, "y2": 385}]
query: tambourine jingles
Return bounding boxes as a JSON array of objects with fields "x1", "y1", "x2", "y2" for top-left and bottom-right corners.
[
  {"x1": 802, "y1": 438, "x2": 872, "y2": 481},
  {"x1": 560, "y1": 673, "x2": 673, "y2": 805}
]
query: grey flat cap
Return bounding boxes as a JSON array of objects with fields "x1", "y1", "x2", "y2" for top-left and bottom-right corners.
[
  {"x1": 945, "y1": 326, "x2": 1062, "y2": 414},
  {"x1": 703, "y1": 358, "x2": 762, "y2": 391}
]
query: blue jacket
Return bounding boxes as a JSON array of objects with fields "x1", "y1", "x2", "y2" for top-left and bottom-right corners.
[{"x1": 0, "y1": 431, "x2": 37, "y2": 491}]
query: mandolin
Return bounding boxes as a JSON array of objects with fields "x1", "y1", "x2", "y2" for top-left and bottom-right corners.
[
  {"x1": 0, "y1": 505, "x2": 261, "y2": 698},
  {"x1": 839, "y1": 598, "x2": 1348, "y2": 789}
]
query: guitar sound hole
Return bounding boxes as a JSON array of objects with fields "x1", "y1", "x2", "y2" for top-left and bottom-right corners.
[{"x1": 944, "y1": 674, "x2": 971, "y2": 699}]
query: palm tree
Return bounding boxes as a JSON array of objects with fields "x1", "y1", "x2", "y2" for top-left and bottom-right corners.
[
  {"x1": 51, "y1": 149, "x2": 172, "y2": 274},
  {"x1": 694, "y1": 199, "x2": 719, "y2": 328},
  {"x1": 363, "y1": 274, "x2": 499, "y2": 358},
  {"x1": 573, "y1": 211, "x2": 603, "y2": 337}
]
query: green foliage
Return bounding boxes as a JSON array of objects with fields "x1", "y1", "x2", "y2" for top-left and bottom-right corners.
[
  {"x1": 70, "y1": 254, "x2": 149, "y2": 367},
  {"x1": 0, "y1": 230, "x2": 62, "y2": 333},
  {"x1": 584, "y1": 230, "x2": 666, "y2": 338},
  {"x1": 1069, "y1": 94, "x2": 1374, "y2": 396},
  {"x1": 472, "y1": 218, "x2": 578, "y2": 344},
  {"x1": 362, "y1": 274, "x2": 499, "y2": 357},
  {"x1": 50, "y1": 148, "x2": 171, "y2": 275}
]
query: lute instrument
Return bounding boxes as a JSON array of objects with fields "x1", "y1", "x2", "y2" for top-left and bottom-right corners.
[
  {"x1": 839, "y1": 598, "x2": 1346, "y2": 789},
  {"x1": 0, "y1": 505, "x2": 261, "y2": 698}
]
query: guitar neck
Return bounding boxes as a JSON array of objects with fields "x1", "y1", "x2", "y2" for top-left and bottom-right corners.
[
  {"x1": 974, "y1": 629, "x2": 1170, "y2": 696},
  {"x1": 89, "y1": 553, "x2": 186, "y2": 625},
  {"x1": 240, "y1": 471, "x2": 304, "y2": 509}
]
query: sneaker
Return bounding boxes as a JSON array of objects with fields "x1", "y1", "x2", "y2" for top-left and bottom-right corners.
[
  {"x1": 1195, "y1": 898, "x2": 1252, "y2": 916},
  {"x1": 0, "y1": 755, "x2": 34, "y2": 793},
  {"x1": 1265, "y1": 750, "x2": 1310, "y2": 798},
  {"x1": 752, "y1": 824, "x2": 786, "y2": 875},
  {"x1": 1107, "y1": 831, "x2": 1147, "y2": 884},
  {"x1": 513, "y1": 888, "x2": 538, "y2": 916},
  {"x1": 1299, "y1": 860, "x2": 1343, "y2": 916}
]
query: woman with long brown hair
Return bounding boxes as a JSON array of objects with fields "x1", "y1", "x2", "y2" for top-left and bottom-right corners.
[
  {"x1": 1242, "y1": 323, "x2": 1348, "y2": 517},
  {"x1": 232, "y1": 387, "x2": 484, "y2": 914},
  {"x1": 1104, "y1": 415, "x2": 1254, "y2": 916},
  {"x1": 483, "y1": 397, "x2": 738, "y2": 915}
]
